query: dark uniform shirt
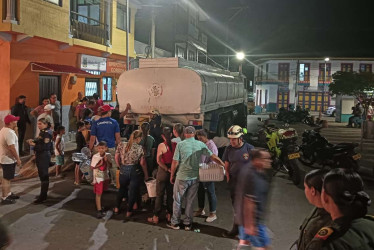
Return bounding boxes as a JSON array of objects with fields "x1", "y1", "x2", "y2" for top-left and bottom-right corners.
[
  {"x1": 297, "y1": 207, "x2": 331, "y2": 250},
  {"x1": 306, "y1": 215, "x2": 374, "y2": 250},
  {"x1": 34, "y1": 129, "x2": 53, "y2": 152}
]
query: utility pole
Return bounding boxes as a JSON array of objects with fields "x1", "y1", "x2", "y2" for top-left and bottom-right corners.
[
  {"x1": 126, "y1": 0, "x2": 130, "y2": 70},
  {"x1": 151, "y1": 8, "x2": 156, "y2": 58}
]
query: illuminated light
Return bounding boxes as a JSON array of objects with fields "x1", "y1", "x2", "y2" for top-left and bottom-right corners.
[{"x1": 236, "y1": 52, "x2": 245, "y2": 60}]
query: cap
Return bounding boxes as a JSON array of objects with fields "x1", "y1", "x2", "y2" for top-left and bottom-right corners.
[
  {"x1": 4, "y1": 115, "x2": 20, "y2": 124},
  {"x1": 101, "y1": 104, "x2": 114, "y2": 112},
  {"x1": 184, "y1": 126, "x2": 196, "y2": 134},
  {"x1": 44, "y1": 104, "x2": 55, "y2": 111}
]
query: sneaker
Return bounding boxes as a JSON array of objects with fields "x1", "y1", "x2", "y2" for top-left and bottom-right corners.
[
  {"x1": 205, "y1": 214, "x2": 217, "y2": 223},
  {"x1": 1, "y1": 197, "x2": 16, "y2": 205},
  {"x1": 193, "y1": 209, "x2": 205, "y2": 217},
  {"x1": 96, "y1": 210, "x2": 106, "y2": 219},
  {"x1": 166, "y1": 222, "x2": 180, "y2": 230},
  {"x1": 9, "y1": 193, "x2": 20, "y2": 199},
  {"x1": 184, "y1": 224, "x2": 192, "y2": 231}
]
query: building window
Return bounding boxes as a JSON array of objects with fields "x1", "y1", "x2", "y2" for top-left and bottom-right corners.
[
  {"x1": 265, "y1": 63, "x2": 269, "y2": 80},
  {"x1": 117, "y1": 3, "x2": 131, "y2": 32},
  {"x1": 77, "y1": 0, "x2": 100, "y2": 25},
  {"x1": 102, "y1": 77, "x2": 112, "y2": 101},
  {"x1": 176, "y1": 46, "x2": 185, "y2": 58},
  {"x1": 341, "y1": 63, "x2": 353, "y2": 72},
  {"x1": 44, "y1": 0, "x2": 62, "y2": 6},
  {"x1": 278, "y1": 63, "x2": 289, "y2": 81},
  {"x1": 360, "y1": 64, "x2": 372, "y2": 73},
  {"x1": 319, "y1": 63, "x2": 331, "y2": 81},
  {"x1": 299, "y1": 63, "x2": 310, "y2": 81},
  {"x1": 187, "y1": 50, "x2": 196, "y2": 61},
  {"x1": 85, "y1": 79, "x2": 100, "y2": 97}
]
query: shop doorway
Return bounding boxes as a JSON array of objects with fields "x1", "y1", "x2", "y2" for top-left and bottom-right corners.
[{"x1": 39, "y1": 75, "x2": 61, "y2": 104}]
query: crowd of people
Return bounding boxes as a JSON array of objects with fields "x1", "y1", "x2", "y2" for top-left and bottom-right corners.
[{"x1": 1, "y1": 93, "x2": 374, "y2": 249}]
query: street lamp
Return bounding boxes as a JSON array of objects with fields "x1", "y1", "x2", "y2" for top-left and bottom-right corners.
[
  {"x1": 236, "y1": 52, "x2": 245, "y2": 74},
  {"x1": 321, "y1": 57, "x2": 330, "y2": 112},
  {"x1": 236, "y1": 52, "x2": 245, "y2": 60}
]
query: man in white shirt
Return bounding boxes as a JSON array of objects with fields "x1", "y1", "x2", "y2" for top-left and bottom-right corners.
[{"x1": 0, "y1": 115, "x2": 22, "y2": 204}]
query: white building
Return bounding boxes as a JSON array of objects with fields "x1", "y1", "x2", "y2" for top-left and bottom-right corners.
[{"x1": 254, "y1": 58, "x2": 374, "y2": 112}]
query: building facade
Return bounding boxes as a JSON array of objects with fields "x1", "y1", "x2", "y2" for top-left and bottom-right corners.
[
  {"x1": 254, "y1": 58, "x2": 374, "y2": 113},
  {"x1": 0, "y1": 0, "x2": 138, "y2": 130}
]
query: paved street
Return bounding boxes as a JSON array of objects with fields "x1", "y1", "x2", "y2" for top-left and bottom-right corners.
[
  {"x1": 2, "y1": 167, "x2": 373, "y2": 250},
  {"x1": 0, "y1": 115, "x2": 373, "y2": 249}
]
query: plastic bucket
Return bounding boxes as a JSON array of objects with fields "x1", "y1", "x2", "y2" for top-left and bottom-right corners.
[{"x1": 145, "y1": 178, "x2": 157, "y2": 198}]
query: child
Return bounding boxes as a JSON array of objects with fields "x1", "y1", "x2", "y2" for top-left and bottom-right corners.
[
  {"x1": 91, "y1": 141, "x2": 112, "y2": 219},
  {"x1": 74, "y1": 121, "x2": 86, "y2": 185},
  {"x1": 83, "y1": 120, "x2": 91, "y2": 145},
  {"x1": 54, "y1": 126, "x2": 65, "y2": 178}
]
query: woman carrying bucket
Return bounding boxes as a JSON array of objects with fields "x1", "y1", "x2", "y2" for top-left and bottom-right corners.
[
  {"x1": 114, "y1": 130, "x2": 149, "y2": 217},
  {"x1": 148, "y1": 127, "x2": 177, "y2": 224}
]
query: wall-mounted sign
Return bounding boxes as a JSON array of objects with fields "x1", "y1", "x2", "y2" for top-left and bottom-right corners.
[
  {"x1": 79, "y1": 54, "x2": 107, "y2": 72},
  {"x1": 106, "y1": 59, "x2": 126, "y2": 74}
]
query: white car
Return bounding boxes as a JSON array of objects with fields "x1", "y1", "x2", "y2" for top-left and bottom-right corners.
[{"x1": 325, "y1": 106, "x2": 336, "y2": 117}]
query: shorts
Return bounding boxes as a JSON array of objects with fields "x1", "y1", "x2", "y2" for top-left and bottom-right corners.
[
  {"x1": 94, "y1": 180, "x2": 109, "y2": 195},
  {"x1": 238, "y1": 224, "x2": 271, "y2": 248},
  {"x1": 0, "y1": 163, "x2": 16, "y2": 180},
  {"x1": 56, "y1": 155, "x2": 65, "y2": 165}
]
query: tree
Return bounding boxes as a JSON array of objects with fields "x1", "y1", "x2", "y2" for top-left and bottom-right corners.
[{"x1": 330, "y1": 71, "x2": 374, "y2": 112}]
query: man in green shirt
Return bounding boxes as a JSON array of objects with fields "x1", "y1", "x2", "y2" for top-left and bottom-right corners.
[{"x1": 168, "y1": 126, "x2": 224, "y2": 230}]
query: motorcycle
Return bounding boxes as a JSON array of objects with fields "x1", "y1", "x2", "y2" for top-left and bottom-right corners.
[
  {"x1": 246, "y1": 118, "x2": 302, "y2": 185},
  {"x1": 299, "y1": 127, "x2": 361, "y2": 170}
]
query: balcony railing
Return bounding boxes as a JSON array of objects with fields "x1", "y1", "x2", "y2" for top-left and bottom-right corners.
[
  {"x1": 3, "y1": 0, "x2": 18, "y2": 24},
  {"x1": 70, "y1": 11, "x2": 110, "y2": 46}
]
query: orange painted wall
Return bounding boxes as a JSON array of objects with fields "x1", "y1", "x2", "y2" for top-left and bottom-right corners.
[
  {"x1": 0, "y1": 40, "x2": 11, "y2": 110},
  {"x1": 9, "y1": 37, "x2": 123, "y2": 109}
]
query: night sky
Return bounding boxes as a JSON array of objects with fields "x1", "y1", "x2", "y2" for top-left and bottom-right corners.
[
  {"x1": 135, "y1": 0, "x2": 374, "y2": 76},
  {"x1": 196, "y1": 0, "x2": 374, "y2": 58}
]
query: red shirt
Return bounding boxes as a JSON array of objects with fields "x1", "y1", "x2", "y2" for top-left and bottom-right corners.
[{"x1": 161, "y1": 142, "x2": 177, "y2": 165}]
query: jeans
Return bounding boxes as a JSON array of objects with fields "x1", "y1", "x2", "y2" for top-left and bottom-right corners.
[
  {"x1": 197, "y1": 182, "x2": 217, "y2": 213},
  {"x1": 171, "y1": 179, "x2": 199, "y2": 225},
  {"x1": 116, "y1": 165, "x2": 140, "y2": 212},
  {"x1": 154, "y1": 166, "x2": 173, "y2": 216}
]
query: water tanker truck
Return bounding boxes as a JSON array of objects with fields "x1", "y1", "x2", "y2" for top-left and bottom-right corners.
[{"x1": 117, "y1": 58, "x2": 248, "y2": 136}]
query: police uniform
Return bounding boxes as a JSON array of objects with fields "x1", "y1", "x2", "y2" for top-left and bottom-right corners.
[
  {"x1": 297, "y1": 207, "x2": 331, "y2": 250},
  {"x1": 34, "y1": 128, "x2": 53, "y2": 200},
  {"x1": 306, "y1": 215, "x2": 374, "y2": 250}
]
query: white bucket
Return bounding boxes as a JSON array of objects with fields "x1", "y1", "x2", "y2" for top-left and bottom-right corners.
[{"x1": 145, "y1": 178, "x2": 157, "y2": 198}]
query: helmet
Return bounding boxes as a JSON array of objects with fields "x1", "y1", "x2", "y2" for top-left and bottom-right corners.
[
  {"x1": 227, "y1": 125, "x2": 244, "y2": 139},
  {"x1": 151, "y1": 109, "x2": 160, "y2": 116}
]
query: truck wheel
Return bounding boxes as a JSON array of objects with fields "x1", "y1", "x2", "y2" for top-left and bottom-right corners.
[{"x1": 218, "y1": 118, "x2": 226, "y2": 137}]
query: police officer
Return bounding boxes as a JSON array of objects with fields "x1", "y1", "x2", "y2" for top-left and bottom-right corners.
[
  {"x1": 27, "y1": 117, "x2": 53, "y2": 204},
  {"x1": 222, "y1": 125, "x2": 254, "y2": 238},
  {"x1": 306, "y1": 168, "x2": 374, "y2": 250},
  {"x1": 296, "y1": 169, "x2": 331, "y2": 250}
]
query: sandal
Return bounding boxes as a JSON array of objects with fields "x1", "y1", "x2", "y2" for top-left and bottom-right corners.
[
  {"x1": 147, "y1": 216, "x2": 159, "y2": 224},
  {"x1": 74, "y1": 181, "x2": 80, "y2": 186},
  {"x1": 126, "y1": 212, "x2": 132, "y2": 218}
]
